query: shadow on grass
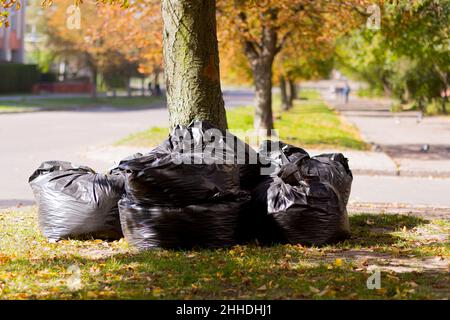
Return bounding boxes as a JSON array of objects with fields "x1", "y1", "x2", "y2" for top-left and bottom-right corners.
[
  {"x1": 2, "y1": 214, "x2": 446, "y2": 299},
  {"x1": 342, "y1": 214, "x2": 430, "y2": 247}
]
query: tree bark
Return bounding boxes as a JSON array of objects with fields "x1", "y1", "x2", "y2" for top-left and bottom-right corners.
[
  {"x1": 243, "y1": 19, "x2": 277, "y2": 133},
  {"x1": 434, "y1": 65, "x2": 448, "y2": 114},
  {"x1": 288, "y1": 78, "x2": 297, "y2": 104},
  {"x1": 127, "y1": 77, "x2": 132, "y2": 97},
  {"x1": 381, "y1": 75, "x2": 392, "y2": 97},
  {"x1": 141, "y1": 78, "x2": 145, "y2": 97},
  {"x1": 153, "y1": 69, "x2": 159, "y2": 96},
  {"x1": 442, "y1": 96, "x2": 447, "y2": 114},
  {"x1": 251, "y1": 58, "x2": 274, "y2": 133},
  {"x1": 161, "y1": 0, "x2": 227, "y2": 129},
  {"x1": 280, "y1": 75, "x2": 289, "y2": 111},
  {"x1": 91, "y1": 66, "x2": 97, "y2": 100}
]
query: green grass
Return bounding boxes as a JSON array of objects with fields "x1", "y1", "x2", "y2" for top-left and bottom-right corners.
[
  {"x1": 0, "y1": 106, "x2": 26, "y2": 113},
  {"x1": 356, "y1": 88, "x2": 386, "y2": 99},
  {"x1": 115, "y1": 126, "x2": 170, "y2": 148},
  {"x1": 0, "y1": 207, "x2": 448, "y2": 299},
  {"x1": 0, "y1": 96, "x2": 164, "y2": 111},
  {"x1": 116, "y1": 90, "x2": 368, "y2": 150}
]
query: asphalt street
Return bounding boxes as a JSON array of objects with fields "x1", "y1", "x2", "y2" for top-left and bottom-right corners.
[{"x1": 1, "y1": 88, "x2": 449, "y2": 208}]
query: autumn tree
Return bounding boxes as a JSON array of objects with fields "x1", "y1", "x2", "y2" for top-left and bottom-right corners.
[
  {"x1": 1, "y1": 0, "x2": 20, "y2": 28},
  {"x1": 274, "y1": 26, "x2": 335, "y2": 111},
  {"x1": 44, "y1": 0, "x2": 162, "y2": 99},
  {"x1": 218, "y1": 0, "x2": 373, "y2": 132},
  {"x1": 5, "y1": 0, "x2": 229, "y2": 129},
  {"x1": 338, "y1": 0, "x2": 449, "y2": 113},
  {"x1": 384, "y1": 0, "x2": 449, "y2": 113}
]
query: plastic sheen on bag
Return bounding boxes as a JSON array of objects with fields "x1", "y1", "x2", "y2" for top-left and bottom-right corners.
[
  {"x1": 252, "y1": 142, "x2": 353, "y2": 246},
  {"x1": 29, "y1": 161, "x2": 124, "y2": 241},
  {"x1": 117, "y1": 121, "x2": 253, "y2": 249},
  {"x1": 119, "y1": 195, "x2": 251, "y2": 250}
]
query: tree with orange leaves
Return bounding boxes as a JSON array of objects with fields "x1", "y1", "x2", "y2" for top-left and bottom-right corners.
[
  {"x1": 218, "y1": 0, "x2": 375, "y2": 132},
  {"x1": 45, "y1": 0, "x2": 162, "y2": 98},
  {"x1": 274, "y1": 29, "x2": 335, "y2": 111},
  {"x1": 1, "y1": 0, "x2": 21, "y2": 28}
]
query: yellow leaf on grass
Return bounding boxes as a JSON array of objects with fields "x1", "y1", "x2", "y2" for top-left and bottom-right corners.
[
  {"x1": 309, "y1": 286, "x2": 320, "y2": 294},
  {"x1": 0, "y1": 254, "x2": 11, "y2": 265},
  {"x1": 334, "y1": 258, "x2": 343, "y2": 267},
  {"x1": 257, "y1": 285, "x2": 267, "y2": 291},
  {"x1": 152, "y1": 287, "x2": 162, "y2": 297}
]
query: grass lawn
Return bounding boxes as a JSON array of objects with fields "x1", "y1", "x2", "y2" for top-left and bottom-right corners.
[
  {"x1": 0, "y1": 96, "x2": 164, "y2": 111},
  {"x1": 115, "y1": 90, "x2": 368, "y2": 150},
  {"x1": 0, "y1": 207, "x2": 448, "y2": 299},
  {"x1": 0, "y1": 106, "x2": 26, "y2": 113}
]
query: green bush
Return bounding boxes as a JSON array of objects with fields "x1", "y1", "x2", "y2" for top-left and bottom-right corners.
[
  {"x1": 357, "y1": 87, "x2": 385, "y2": 98},
  {"x1": 0, "y1": 64, "x2": 39, "y2": 93}
]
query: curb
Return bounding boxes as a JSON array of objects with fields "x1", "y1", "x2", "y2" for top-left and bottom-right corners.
[
  {"x1": 348, "y1": 202, "x2": 450, "y2": 219},
  {"x1": 353, "y1": 169, "x2": 450, "y2": 178}
]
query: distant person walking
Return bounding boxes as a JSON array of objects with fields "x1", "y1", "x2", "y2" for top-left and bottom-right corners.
[
  {"x1": 148, "y1": 81, "x2": 153, "y2": 95},
  {"x1": 154, "y1": 83, "x2": 162, "y2": 96},
  {"x1": 343, "y1": 82, "x2": 351, "y2": 104}
]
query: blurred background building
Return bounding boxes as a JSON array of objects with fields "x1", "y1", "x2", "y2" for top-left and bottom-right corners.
[{"x1": 0, "y1": 0, "x2": 26, "y2": 63}]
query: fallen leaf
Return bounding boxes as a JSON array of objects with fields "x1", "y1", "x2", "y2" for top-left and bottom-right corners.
[
  {"x1": 334, "y1": 258, "x2": 343, "y2": 267},
  {"x1": 257, "y1": 284, "x2": 267, "y2": 291},
  {"x1": 152, "y1": 287, "x2": 162, "y2": 297},
  {"x1": 309, "y1": 286, "x2": 320, "y2": 294}
]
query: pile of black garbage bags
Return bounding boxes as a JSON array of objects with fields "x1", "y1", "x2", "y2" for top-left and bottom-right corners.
[{"x1": 29, "y1": 121, "x2": 353, "y2": 249}]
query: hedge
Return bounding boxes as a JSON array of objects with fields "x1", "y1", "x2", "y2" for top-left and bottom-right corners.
[{"x1": 0, "y1": 64, "x2": 39, "y2": 93}]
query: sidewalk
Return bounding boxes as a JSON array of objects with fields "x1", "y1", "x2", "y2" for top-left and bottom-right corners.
[
  {"x1": 324, "y1": 94, "x2": 450, "y2": 178},
  {"x1": 81, "y1": 144, "x2": 450, "y2": 208}
]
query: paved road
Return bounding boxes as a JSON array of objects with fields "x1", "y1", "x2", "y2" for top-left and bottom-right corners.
[
  {"x1": 1, "y1": 87, "x2": 449, "y2": 208},
  {"x1": 0, "y1": 106, "x2": 169, "y2": 205},
  {"x1": 0, "y1": 91, "x2": 255, "y2": 207}
]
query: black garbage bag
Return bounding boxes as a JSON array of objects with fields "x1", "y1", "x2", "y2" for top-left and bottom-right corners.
[
  {"x1": 118, "y1": 120, "x2": 259, "y2": 206},
  {"x1": 119, "y1": 194, "x2": 251, "y2": 250},
  {"x1": 117, "y1": 120, "x2": 253, "y2": 249},
  {"x1": 29, "y1": 161, "x2": 124, "y2": 241},
  {"x1": 252, "y1": 141, "x2": 352, "y2": 246}
]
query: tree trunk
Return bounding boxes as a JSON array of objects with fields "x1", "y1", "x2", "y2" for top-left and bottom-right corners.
[
  {"x1": 418, "y1": 98, "x2": 425, "y2": 113},
  {"x1": 288, "y1": 78, "x2": 297, "y2": 104},
  {"x1": 161, "y1": 0, "x2": 227, "y2": 129},
  {"x1": 141, "y1": 78, "x2": 145, "y2": 97},
  {"x1": 91, "y1": 66, "x2": 97, "y2": 100},
  {"x1": 243, "y1": 18, "x2": 277, "y2": 133},
  {"x1": 381, "y1": 75, "x2": 392, "y2": 97},
  {"x1": 152, "y1": 71, "x2": 157, "y2": 95},
  {"x1": 153, "y1": 69, "x2": 161, "y2": 96},
  {"x1": 251, "y1": 59, "x2": 274, "y2": 134},
  {"x1": 442, "y1": 95, "x2": 448, "y2": 114},
  {"x1": 127, "y1": 77, "x2": 132, "y2": 97},
  {"x1": 434, "y1": 64, "x2": 448, "y2": 114},
  {"x1": 280, "y1": 75, "x2": 289, "y2": 111}
]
